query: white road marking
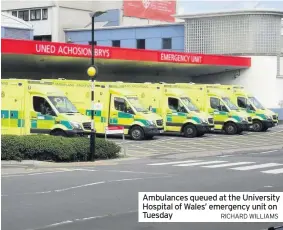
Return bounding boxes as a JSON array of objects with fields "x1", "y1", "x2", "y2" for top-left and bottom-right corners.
[
  {"x1": 28, "y1": 170, "x2": 73, "y2": 176},
  {"x1": 261, "y1": 168, "x2": 283, "y2": 174},
  {"x1": 217, "y1": 155, "x2": 234, "y2": 158},
  {"x1": 203, "y1": 162, "x2": 255, "y2": 168},
  {"x1": 174, "y1": 161, "x2": 227, "y2": 167},
  {"x1": 264, "y1": 185, "x2": 273, "y2": 188},
  {"x1": 258, "y1": 150, "x2": 278, "y2": 154},
  {"x1": 1, "y1": 174, "x2": 25, "y2": 178},
  {"x1": 25, "y1": 210, "x2": 138, "y2": 230},
  {"x1": 2, "y1": 176, "x2": 172, "y2": 197},
  {"x1": 2, "y1": 170, "x2": 73, "y2": 178},
  {"x1": 147, "y1": 160, "x2": 200, "y2": 166},
  {"x1": 73, "y1": 169, "x2": 97, "y2": 172},
  {"x1": 54, "y1": 181, "x2": 105, "y2": 192},
  {"x1": 231, "y1": 163, "x2": 282, "y2": 171}
]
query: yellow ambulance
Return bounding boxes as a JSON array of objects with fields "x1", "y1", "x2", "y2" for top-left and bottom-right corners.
[
  {"x1": 1, "y1": 79, "x2": 91, "y2": 136},
  {"x1": 214, "y1": 85, "x2": 278, "y2": 132},
  {"x1": 109, "y1": 82, "x2": 214, "y2": 138},
  {"x1": 42, "y1": 79, "x2": 164, "y2": 140},
  {"x1": 173, "y1": 83, "x2": 253, "y2": 135}
]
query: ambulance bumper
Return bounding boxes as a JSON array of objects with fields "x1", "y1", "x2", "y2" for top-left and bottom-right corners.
[
  {"x1": 236, "y1": 121, "x2": 252, "y2": 131},
  {"x1": 66, "y1": 129, "x2": 91, "y2": 136},
  {"x1": 262, "y1": 120, "x2": 275, "y2": 128},
  {"x1": 143, "y1": 127, "x2": 164, "y2": 135},
  {"x1": 195, "y1": 124, "x2": 215, "y2": 133}
]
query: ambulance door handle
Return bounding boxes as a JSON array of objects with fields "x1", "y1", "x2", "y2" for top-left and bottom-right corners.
[
  {"x1": 31, "y1": 116, "x2": 37, "y2": 119},
  {"x1": 112, "y1": 112, "x2": 118, "y2": 116}
]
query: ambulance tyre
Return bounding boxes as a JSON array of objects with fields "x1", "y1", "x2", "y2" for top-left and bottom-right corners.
[
  {"x1": 145, "y1": 135, "x2": 154, "y2": 140},
  {"x1": 262, "y1": 127, "x2": 269, "y2": 132},
  {"x1": 252, "y1": 120, "x2": 263, "y2": 132},
  {"x1": 196, "y1": 132, "x2": 205, "y2": 137},
  {"x1": 237, "y1": 128, "x2": 243, "y2": 134},
  {"x1": 183, "y1": 124, "x2": 197, "y2": 138},
  {"x1": 224, "y1": 122, "x2": 238, "y2": 135},
  {"x1": 50, "y1": 129, "x2": 67, "y2": 137},
  {"x1": 129, "y1": 126, "x2": 145, "y2": 140}
]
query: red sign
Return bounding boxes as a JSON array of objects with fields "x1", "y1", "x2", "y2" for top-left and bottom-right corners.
[
  {"x1": 105, "y1": 126, "x2": 124, "y2": 134},
  {"x1": 1, "y1": 39, "x2": 251, "y2": 67},
  {"x1": 159, "y1": 52, "x2": 203, "y2": 64},
  {"x1": 123, "y1": 0, "x2": 176, "y2": 22},
  {"x1": 1, "y1": 39, "x2": 111, "y2": 59}
]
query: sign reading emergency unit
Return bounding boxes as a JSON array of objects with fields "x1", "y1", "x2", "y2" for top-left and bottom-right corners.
[
  {"x1": 123, "y1": 0, "x2": 176, "y2": 22},
  {"x1": 1, "y1": 39, "x2": 252, "y2": 67},
  {"x1": 159, "y1": 52, "x2": 203, "y2": 64},
  {"x1": 105, "y1": 126, "x2": 124, "y2": 135}
]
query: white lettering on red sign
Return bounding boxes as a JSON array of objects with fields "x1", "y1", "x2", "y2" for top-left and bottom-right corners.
[
  {"x1": 35, "y1": 44, "x2": 56, "y2": 54},
  {"x1": 35, "y1": 44, "x2": 111, "y2": 58},
  {"x1": 105, "y1": 126, "x2": 124, "y2": 134},
  {"x1": 160, "y1": 53, "x2": 203, "y2": 64}
]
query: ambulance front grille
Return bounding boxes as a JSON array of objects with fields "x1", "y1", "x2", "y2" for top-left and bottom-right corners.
[
  {"x1": 156, "y1": 119, "x2": 163, "y2": 126},
  {"x1": 208, "y1": 118, "x2": 214, "y2": 124},
  {"x1": 83, "y1": 122, "x2": 91, "y2": 130}
]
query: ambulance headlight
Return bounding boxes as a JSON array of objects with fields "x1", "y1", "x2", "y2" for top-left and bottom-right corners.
[
  {"x1": 71, "y1": 122, "x2": 82, "y2": 129},
  {"x1": 201, "y1": 118, "x2": 208, "y2": 123},
  {"x1": 147, "y1": 120, "x2": 155, "y2": 126}
]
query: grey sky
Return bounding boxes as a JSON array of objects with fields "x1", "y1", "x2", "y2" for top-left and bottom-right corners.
[{"x1": 177, "y1": 1, "x2": 283, "y2": 14}]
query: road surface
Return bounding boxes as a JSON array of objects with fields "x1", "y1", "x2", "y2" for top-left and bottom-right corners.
[{"x1": 2, "y1": 148, "x2": 283, "y2": 230}]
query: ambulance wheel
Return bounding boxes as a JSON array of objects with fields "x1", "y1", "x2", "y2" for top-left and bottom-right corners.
[
  {"x1": 145, "y1": 135, "x2": 154, "y2": 140},
  {"x1": 252, "y1": 120, "x2": 263, "y2": 132},
  {"x1": 129, "y1": 126, "x2": 144, "y2": 140},
  {"x1": 262, "y1": 127, "x2": 269, "y2": 132},
  {"x1": 50, "y1": 129, "x2": 67, "y2": 137},
  {"x1": 224, "y1": 122, "x2": 238, "y2": 135},
  {"x1": 183, "y1": 124, "x2": 197, "y2": 138},
  {"x1": 237, "y1": 128, "x2": 243, "y2": 135},
  {"x1": 197, "y1": 132, "x2": 205, "y2": 137}
]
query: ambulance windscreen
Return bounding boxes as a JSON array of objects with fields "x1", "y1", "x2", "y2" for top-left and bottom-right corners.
[
  {"x1": 222, "y1": 97, "x2": 238, "y2": 110},
  {"x1": 180, "y1": 97, "x2": 199, "y2": 112},
  {"x1": 127, "y1": 96, "x2": 148, "y2": 113},
  {"x1": 248, "y1": 97, "x2": 265, "y2": 110},
  {"x1": 48, "y1": 96, "x2": 78, "y2": 113}
]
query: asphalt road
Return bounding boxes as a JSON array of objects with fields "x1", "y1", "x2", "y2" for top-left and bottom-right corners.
[
  {"x1": 109, "y1": 124, "x2": 283, "y2": 157},
  {"x1": 2, "y1": 148, "x2": 283, "y2": 230}
]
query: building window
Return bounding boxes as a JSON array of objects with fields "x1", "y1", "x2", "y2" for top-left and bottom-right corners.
[
  {"x1": 42, "y1": 8, "x2": 48, "y2": 20},
  {"x1": 12, "y1": 11, "x2": 17, "y2": 17},
  {"x1": 30, "y1": 9, "x2": 41, "y2": 20},
  {"x1": 162, "y1": 38, "x2": 172, "y2": 49},
  {"x1": 18, "y1": 10, "x2": 29, "y2": 21},
  {"x1": 89, "y1": 41, "x2": 97, "y2": 45},
  {"x1": 112, "y1": 40, "x2": 120, "y2": 47},
  {"x1": 137, "y1": 39, "x2": 145, "y2": 49}
]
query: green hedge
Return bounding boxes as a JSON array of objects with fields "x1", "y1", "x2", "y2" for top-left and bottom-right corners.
[{"x1": 1, "y1": 135, "x2": 121, "y2": 162}]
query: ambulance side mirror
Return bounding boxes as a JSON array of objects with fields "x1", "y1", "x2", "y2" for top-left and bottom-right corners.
[
  {"x1": 208, "y1": 108, "x2": 214, "y2": 113},
  {"x1": 166, "y1": 109, "x2": 172, "y2": 114}
]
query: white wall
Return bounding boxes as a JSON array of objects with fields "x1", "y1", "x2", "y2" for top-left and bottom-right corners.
[
  {"x1": 193, "y1": 56, "x2": 282, "y2": 109},
  {"x1": 120, "y1": 16, "x2": 169, "y2": 26},
  {"x1": 58, "y1": 1, "x2": 122, "y2": 12},
  {"x1": 29, "y1": 7, "x2": 53, "y2": 36},
  {"x1": 1, "y1": 0, "x2": 54, "y2": 10},
  {"x1": 1, "y1": 12, "x2": 33, "y2": 29},
  {"x1": 58, "y1": 7, "x2": 93, "y2": 42}
]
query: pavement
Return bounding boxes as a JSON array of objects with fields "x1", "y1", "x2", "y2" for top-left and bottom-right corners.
[{"x1": 2, "y1": 125, "x2": 283, "y2": 230}]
